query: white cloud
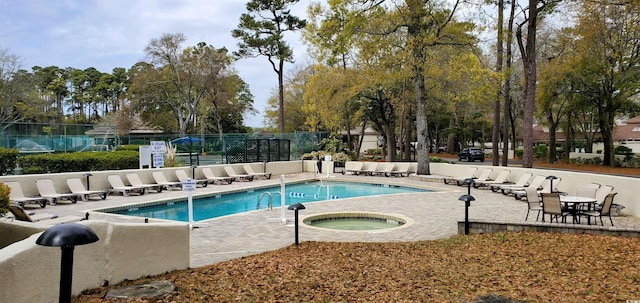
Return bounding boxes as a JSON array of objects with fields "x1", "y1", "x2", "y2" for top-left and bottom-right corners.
[{"x1": 1, "y1": 0, "x2": 311, "y2": 127}]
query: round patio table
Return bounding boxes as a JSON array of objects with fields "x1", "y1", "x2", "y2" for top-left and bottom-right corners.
[{"x1": 561, "y1": 195, "x2": 597, "y2": 224}]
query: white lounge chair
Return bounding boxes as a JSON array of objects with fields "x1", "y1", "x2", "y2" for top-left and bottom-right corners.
[
  {"x1": 223, "y1": 166, "x2": 253, "y2": 182},
  {"x1": 35, "y1": 179, "x2": 79, "y2": 206},
  {"x1": 243, "y1": 164, "x2": 272, "y2": 179},
  {"x1": 450, "y1": 168, "x2": 493, "y2": 186},
  {"x1": 388, "y1": 163, "x2": 411, "y2": 177},
  {"x1": 175, "y1": 169, "x2": 209, "y2": 187},
  {"x1": 66, "y1": 178, "x2": 108, "y2": 201},
  {"x1": 201, "y1": 167, "x2": 234, "y2": 185},
  {"x1": 343, "y1": 162, "x2": 364, "y2": 175},
  {"x1": 9, "y1": 204, "x2": 84, "y2": 224},
  {"x1": 513, "y1": 177, "x2": 562, "y2": 200},
  {"x1": 443, "y1": 167, "x2": 478, "y2": 185},
  {"x1": 152, "y1": 171, "x2": 182, "y2": 190},
  {"x1": 498, "y1": 174, "x2": 543, "y2": 195},
  {"x1": 490, "y1": 173, "x2": 532, "y2": 193},
  {"x1": 126, "y1": 173, "x2": 165, "y2": 193},
  {"x1": 108, "y1": 175, "x2": 147, "y2": 196},
  {"x1": 4, "y1": 181, "x2": 47, "y2": 208},
  {"x1": 474, "y1": 170, "x2": 511, "y2": 189}
]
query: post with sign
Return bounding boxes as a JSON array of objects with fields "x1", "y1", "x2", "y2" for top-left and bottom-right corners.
[
  {"x1": 182, "y1": 178, "x2": 197, "y2": 230},
  {"x1": 150, "y1": 141, "x2": 166, "y2": 168}
]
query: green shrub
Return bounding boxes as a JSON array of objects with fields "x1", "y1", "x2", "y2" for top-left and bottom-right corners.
[
  {"x1": 534, "y1": 145, "x2": 548, "y2": 160},
  {"x1": 514, "y1": 149, "x2": 524, "y2": 159},
  {"x1": 429, "y1": 156, "x2": 448, "y2": 163},
  {"x1": 0, "y1": 182, "x2": 9, "y2": 217},
  {"x1": 0, "y1": 147, "x2": 19, "y2": 176},
  {"x1": 18, "y1": 150, "x2": 139, "y2": 173},
  {"x1": 115, "y1": 145, "x2": 142, "y2": 152},
  {"x1": 318, "y1": 134, "x2": 348, "y2": 153}
]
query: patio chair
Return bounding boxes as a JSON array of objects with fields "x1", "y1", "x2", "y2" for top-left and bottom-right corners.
[
  {"x1": 9, "y1": 204, "x2": 84, "y2": 224},
  {"x1": 455, "y1": 168, "x2": 493, "y2": 186},
  {"x1": 66, "y1": 178, "x2": 108, "y2": 201},
  {"x1": 107, "y1": 175, "x2": 147, "y2": 196},
  {"x1": 474, "y1": 170, "x2": 511, "y2": 189},
  {"x1": 359, "y1": 162, "x2": 380, "y2": 176},
  {"x1": 243, "y1": 164, "x2": 272, "y2": 179},
  {"x1": 580, "y1": 192, "x2": 617, "y2": 226},
  {"x1": 541, "y1": 193, "x2": 570, "y2": 223},
  {"x1": 369, "y1": 163, "x2": 394, "y2": 176},
  {"x1": 388, "y1": 162, "x2": 411, "y2": 177},
  {"x1": 201, "y1": 167, "x2": 234, "y2": 185},
  {"x1": 35, "y1": 179, "x2": 79, "y2": 206},
  {"x1": 493, "y1": 173, "x2": 533, "y2": 193},
  {"x1": 524, "y1": 186, "x2": 543, "y2": 222},
  {"x1": 126, "y1": 173, "x2": 165, "y2": 193},
  {"x1": 443, "y1": 167, "x2": 478, "y2": 185},
  {"x1": 223, "y1": 166, "x2": 254, "y2": 182},
  {"x1": 594, "y1": 185, "x2": 614, "y2": 211},
  {"x1": 175, "y1": 169, "x2": 209, "y2": 187},
  {"x1": 514, "y1": 177, "x2": 562, "y2": 200},
  {"x1": 343, "y1": 162, "x2": 364, "y2": 175},
  {"x1": 575, "y1": 183, "x2": 600, "y2": 199},
  {"x1": 152, "y1": 171, "x2": 183, "y2": 190},
  {"x1": 4, "y1": 181, "x2": 47, "y2": 208},
  {"x1": 508, "y1": 175, "x2": 546, "y2": 198}
]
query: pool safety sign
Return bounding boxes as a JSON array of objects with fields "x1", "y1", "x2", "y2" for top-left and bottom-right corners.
[{"x1": 182, "y1": 179, "x2": 197, "y2": 192}]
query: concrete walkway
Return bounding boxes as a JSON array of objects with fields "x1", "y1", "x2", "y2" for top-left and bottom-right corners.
[{"x1": 11, "y1": 173, "x2": 640, "y2": 268}]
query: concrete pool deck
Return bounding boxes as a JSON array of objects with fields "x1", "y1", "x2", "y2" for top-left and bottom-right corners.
[{"x1": 10, "y1": 172, "x2": 640, "y2": 268}]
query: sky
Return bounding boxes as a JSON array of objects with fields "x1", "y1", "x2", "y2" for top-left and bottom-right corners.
[{"x1": 0, "y1": 0, "x2": 312, "y2": 127}]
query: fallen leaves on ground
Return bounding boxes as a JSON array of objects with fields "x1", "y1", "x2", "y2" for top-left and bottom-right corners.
[{"x1": 74, "y1": 232, "x2": 640, "y2": 303}]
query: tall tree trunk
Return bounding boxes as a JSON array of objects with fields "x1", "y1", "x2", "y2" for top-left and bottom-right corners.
[
  {"x1": 502, "y1": 0, "x2": 516, "y2": 166},
  {"x1": 492, "y1": 0, "x2": 504, "y2": 167},
  {"x1": 516, "y1": 0, "x2": 538, "y2": 168},
  {"x1": 407, "y1": 0, "x2": 430, "y2": 175},
  {"x1": 278, "y1": 59, "x2": 285, "y2": 134}
]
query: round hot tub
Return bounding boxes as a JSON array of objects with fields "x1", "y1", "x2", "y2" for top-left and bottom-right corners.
[{"x1": 303, "y1": 212, "x2": 413, "y2": 231}]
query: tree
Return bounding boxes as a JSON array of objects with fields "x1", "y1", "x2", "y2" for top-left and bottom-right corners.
[
  {"x1": 516, "y1": 0, "x2": 560, "y2": 168},
  {"x1": 232, "y1": 0, "x2": 306, "y2": 134},
  {"x1": 0, "y1": 48, "x2": 26, "y2": 129},
  {"x1": 130, "y1": 34, "x2": 241, "y2": 136},
  {"x1": 565, "y1": 1, "x2": 640, "y2": 166}
]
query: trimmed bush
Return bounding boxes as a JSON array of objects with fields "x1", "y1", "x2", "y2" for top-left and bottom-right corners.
[
  {"x1": 18, "y1": 150, "x2": 140, "y2": 174},
  {"x1": 0, "y1": 182, "x2": 9, "y2": 217},
  {"x1": 0, "y1": 148, "x2": 19, "y2": 176}
]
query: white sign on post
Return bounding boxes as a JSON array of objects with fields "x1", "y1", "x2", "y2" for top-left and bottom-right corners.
[
  {"x1": 139, "y1": 146, "x2": 151, "y2": 169},
  {"x1": 153, "y1": 153, "x2": 164, "y2": 168},
  {"x1": 150, "y1": 141, "x2": 166, "y2": 154},
  {"x1": 183, "y1": 178, "x2": 197, "y2": 230}
]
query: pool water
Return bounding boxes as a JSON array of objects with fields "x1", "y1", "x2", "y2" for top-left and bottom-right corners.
[
  {"x1": 309, "y1": 219, "x2": 401, "y2": 230},
  {"x1": 103, "y1": 181, "x2": 430, "y2": 222}
]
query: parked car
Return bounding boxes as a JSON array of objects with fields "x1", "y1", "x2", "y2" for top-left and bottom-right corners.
[{"x1": 458, "y1": 148, "x2": 485, "y2": 162}]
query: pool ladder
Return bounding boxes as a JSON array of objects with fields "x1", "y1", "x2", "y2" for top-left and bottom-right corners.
[{"x1": 257, "y1": 191, "x2": 279, "y2": 210}]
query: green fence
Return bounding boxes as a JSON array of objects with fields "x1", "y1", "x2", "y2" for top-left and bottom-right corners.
[{"x1": 1, "y1": 123, "x2": 328, "y2": 161}]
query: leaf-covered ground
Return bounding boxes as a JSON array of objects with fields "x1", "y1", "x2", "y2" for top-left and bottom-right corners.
[{"x1": 74, "y1": 232, "x2": 640, "y2": 303}]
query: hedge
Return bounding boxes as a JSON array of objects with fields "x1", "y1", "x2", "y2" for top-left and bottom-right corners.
[
  {"x1": 0, "y1": 182, "x2": 9, "y2": 217},
  {"x1": 0, "y1": 148, "x2": 19, "y2": 176},
  {"x1": 18, "y1": 151, "x2": 140, "y2": 174}
]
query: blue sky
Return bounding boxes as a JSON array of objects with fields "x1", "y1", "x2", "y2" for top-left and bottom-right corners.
[{"x1": 0, "y1": 0, "x2": 311, "y2": 127}]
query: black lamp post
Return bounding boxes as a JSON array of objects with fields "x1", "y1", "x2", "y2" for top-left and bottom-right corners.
[
  {"x1": 191, "y1": 165, "x2": 197, "y2": 179},
  {"x1": 36, "y1": 223, "x2": 99, "y2": 303},
  {"x1": 546, "y1": 175, "x2": 558, "y2": 193},
  {"x1": 287, "y1": 203, "x2": 305, "y2": 245},
  {"x1": 463, "y1": 178, "x2": 475, "y2": 196},
  {"x1": 458, "y1": 194, "x2": 476, "y2": 235},
  {"x1": 82, "y1": 173, "x2": 92, "y2": 190}
]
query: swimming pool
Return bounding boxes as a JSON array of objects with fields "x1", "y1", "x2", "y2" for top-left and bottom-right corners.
[{"x1": 100, "y1": 181, "x2": 431, "y2": 222}]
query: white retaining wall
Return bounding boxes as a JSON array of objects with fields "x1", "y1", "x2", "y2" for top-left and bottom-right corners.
[{"x1": 0, "y1": 220, "x2": 189, "y2": 302}]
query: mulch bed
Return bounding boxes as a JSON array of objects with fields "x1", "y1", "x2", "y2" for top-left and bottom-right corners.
[{"x1": 74, "y1": 232, "x2": 640, "y2": 303}]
